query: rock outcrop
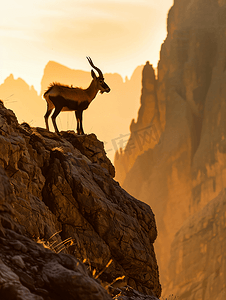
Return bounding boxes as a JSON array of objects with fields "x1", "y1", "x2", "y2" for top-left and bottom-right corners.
[
  {"x1": 0, "y1": 101, "x2": 161, "y2": 299},
  {"x1": 114, "y1": 0, "x2": 226, "y2": 299}
]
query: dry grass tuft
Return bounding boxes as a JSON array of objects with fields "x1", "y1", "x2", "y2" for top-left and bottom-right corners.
[{"x1": 36, "y1": 231, "x2": 74, "y2": 253}]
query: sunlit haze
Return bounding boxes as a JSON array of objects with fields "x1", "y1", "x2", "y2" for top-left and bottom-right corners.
[{"x1": 1, "y1": 0, "x2": 173, "y2": 93}]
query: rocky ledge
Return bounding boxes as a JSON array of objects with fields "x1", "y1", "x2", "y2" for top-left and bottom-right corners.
[{"x1": 0, "y1": 101, "x2": 161, "y2": 299}]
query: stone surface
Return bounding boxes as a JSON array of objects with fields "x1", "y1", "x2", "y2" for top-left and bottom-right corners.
[
  {"x1": 60, "y1": 131, "x2": 115, "y2": 177},
  {"x1": 0, "y1": 101, "x2": 161, "y2": 299},
  {"x1": 114, "y1": 0, "x2": 226, "y2": 299}
]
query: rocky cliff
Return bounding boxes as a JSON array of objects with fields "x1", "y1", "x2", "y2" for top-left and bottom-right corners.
[
  {"x1": 0, "y1": 101, "x2": 161, "y2": 299},
  {"x1": 115, "y1": 0, "x2": 226, "y2": 299}
]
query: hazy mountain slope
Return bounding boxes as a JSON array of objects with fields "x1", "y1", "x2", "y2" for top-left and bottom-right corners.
[
  {"x1": 115, "y1": 0, "x2": 226, "y2": 299},
  {"x1": 114, "y1": 61, "x2": 161, "y2": 184}
]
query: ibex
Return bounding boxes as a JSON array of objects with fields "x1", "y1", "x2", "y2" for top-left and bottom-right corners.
[{"x1": 43, "y1": 57, "x2": 110, "y2": 135}]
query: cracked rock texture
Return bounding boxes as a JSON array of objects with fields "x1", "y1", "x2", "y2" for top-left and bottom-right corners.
[{"x1": 0, "y1": 101, "x2": 161, "y2": 299}]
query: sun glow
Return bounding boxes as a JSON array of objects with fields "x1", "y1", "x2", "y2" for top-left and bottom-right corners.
[{"x1": 0, "y1": 0, "x2": 173, "y2": 93}]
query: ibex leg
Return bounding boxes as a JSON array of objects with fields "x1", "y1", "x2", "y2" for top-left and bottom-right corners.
[
  {"x1": 75, "y1": 110, "x2": 84, "y2": 135},
  {"x1": 51, "y1": 106, "x2": 62, "y2": 134},
  {"x1": 44, "y1": 108, "x2": 53, "y2": 131}
]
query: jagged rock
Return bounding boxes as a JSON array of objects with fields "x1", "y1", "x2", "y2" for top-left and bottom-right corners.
[
  {"x1": 0, "y1": 102, "x2": 161, "y2": 299},
  {"x1": 60, "y1": 131, "x2": 115, "y2": 178}
]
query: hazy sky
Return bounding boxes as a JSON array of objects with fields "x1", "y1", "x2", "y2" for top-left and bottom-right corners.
[{"x1": 0, "y1": 0, "x2": 173, "y2": 93}]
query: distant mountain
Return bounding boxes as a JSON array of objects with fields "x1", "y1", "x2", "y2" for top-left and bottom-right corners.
[
  {"x1": 0, "y1": 74, "x2": 45, "y2": 127},
  {"x1": 0, "y1": 62, "x2": 143, "y2": 161},
  {"x1": 40, "y1": 61, "x2": 91, "y2": 95}
]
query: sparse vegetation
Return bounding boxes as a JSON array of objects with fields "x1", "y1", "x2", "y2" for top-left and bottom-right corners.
[
  {"x1": 36, "y1": 231, "x2": 126, "y2": 295},
  {"x1": 82, "y1": 257, "x2": 126, "y2": 297},
  {"x1": 36, "y1": 233, "x2": 125, "y2": 296},
  {"x1": 36, "y1": 230, "x2": 74, "y2": 253}
]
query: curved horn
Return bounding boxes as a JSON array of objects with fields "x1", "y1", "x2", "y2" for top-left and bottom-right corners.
[{"x1": 86, "y1": 56, "x2": 103, "y2": 78}]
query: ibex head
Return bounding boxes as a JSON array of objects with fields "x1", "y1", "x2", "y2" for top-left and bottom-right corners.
[{"x1": 86, "y1": 56, "x2": 110, "y2": 94}]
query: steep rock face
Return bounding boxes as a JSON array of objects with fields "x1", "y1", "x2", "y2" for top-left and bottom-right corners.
[
  {"x1": 114, "y1": 62, "x2": 161, "y2": 184},
  {"x1": 0, "y1": 101, "x2": 161, "y2": 298},
  {"x1": 114, "y1": 0, "x2": 226, "y2": 298}
]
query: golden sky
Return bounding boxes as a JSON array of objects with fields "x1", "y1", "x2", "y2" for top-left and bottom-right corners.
[{"x1": 0, "y1": 0, "x2": 173, "y2": 93}]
